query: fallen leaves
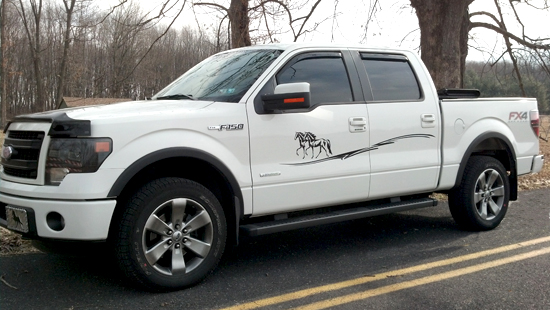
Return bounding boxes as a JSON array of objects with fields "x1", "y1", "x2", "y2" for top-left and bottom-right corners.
[
  {"x1": 0, "y1": 227, "x2": 39, "y2": 256},
  {"x1": 518, "y1": 116, "x2": 550, "y2": 191}
]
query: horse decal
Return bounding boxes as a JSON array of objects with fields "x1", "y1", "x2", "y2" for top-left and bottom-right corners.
[
  {"x1": 295, "y1": 132, "x2": 333, "y2": 159},
  {"x1": 294, "y1": 132, "x2": 309, "y2": 159}
]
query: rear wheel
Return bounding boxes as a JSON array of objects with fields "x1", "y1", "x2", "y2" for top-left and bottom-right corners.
[
  {"x1": 115, "y1": 178, "x2": 226, "y2": 291},
  {"x1": 449, "y1": 156, "x2": 510, "y2": 231}
]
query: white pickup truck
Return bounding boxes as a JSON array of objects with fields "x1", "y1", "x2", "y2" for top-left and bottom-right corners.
[{"x1": 0, "y1": 43, "x2": 544, "y2": 290}]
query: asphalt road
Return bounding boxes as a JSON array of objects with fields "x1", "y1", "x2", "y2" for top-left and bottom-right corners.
[{"x1": 1, "y1": 189, "x2": 549, "y2": 310}]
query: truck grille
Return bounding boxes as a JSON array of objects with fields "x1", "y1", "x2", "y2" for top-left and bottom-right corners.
[{"x1": 2, "y1": 130, "x2": 45, "y2": 179}]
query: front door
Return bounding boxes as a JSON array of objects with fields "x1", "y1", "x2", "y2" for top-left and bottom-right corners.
[{"x1": 247, "y1": 50, "x2": 372, "y2": 216}]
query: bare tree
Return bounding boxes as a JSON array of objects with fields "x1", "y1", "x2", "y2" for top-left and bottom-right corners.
[
  {"x1": 193, "y1": 0, "x2": 251, "y2": 48},
  {"x1": 17, "y1": 0, "x2": 46, "y2": 111},
  {"x1": 229, "y1": 0, "x2": 251, "y2": 47},
  {"x1": 193, "y1": 0, "x2": 327, "y2": 48},
  {"x1": 250, "y1": 0, "x2": 324, "y2": 42},
  {"x1": 410, "y1": 0, "x2": 473, "y2": 89},
  {"x1": 410, "y1": 0, "x2": 550, "y2": 90},
  {"x1": 1, "y1": 0, "x2": 6, "y2": 126},
  {"x1": 54, "y1": 0, "x2": 76, "y2": 108}
]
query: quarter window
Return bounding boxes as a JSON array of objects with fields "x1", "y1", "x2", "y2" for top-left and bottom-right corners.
[
  {"x1": 362, "y1": 55, "x2": 421, "y2": 101},
  {"x1": 276, "y1": 53, "x2": 353, "y2": 106}
]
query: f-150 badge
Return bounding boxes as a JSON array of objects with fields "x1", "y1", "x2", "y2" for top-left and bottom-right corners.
[{"x1": 208, "y1": 124, "x2": 244, "y2": 131}]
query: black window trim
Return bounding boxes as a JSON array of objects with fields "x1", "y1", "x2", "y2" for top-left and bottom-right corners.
[
  {"x1": 356, "y1": 51, "x2": 425, "y2": 103},
  {"x1": 275, "y1": 51, "x2": 356, "y2": 103},
  {"x1": 253, "y1": 49, "x2": 366, "y2": 114}
]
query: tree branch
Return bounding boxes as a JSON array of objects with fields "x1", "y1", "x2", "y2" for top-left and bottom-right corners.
[
  {"x1": 193, "y1": 2, "x2": 228, "y2": 13},
  {"x1": 294, "y1": 0, "x2": 322, "y2": 41},
  {"x1": 493, "y1": 0, "x2": 526, "y2": 96},
  {"x1": 469, "y1": 11, "x2": 503, "y2": 27},
  {"x1": 470, "y1": 22, "x2": 550, "y2": 50}
]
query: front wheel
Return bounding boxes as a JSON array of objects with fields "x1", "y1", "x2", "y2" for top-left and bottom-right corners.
[
  {"x1": 449, "y1": 156, "x2": 510, "y2": 231},
  {"x1": 115, "y1": 178, "x2": 227, "y2": 291}
]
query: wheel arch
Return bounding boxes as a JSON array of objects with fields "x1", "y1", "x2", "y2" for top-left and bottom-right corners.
[
  {"x1": 107, "y1": 147, "x2": 243, "y2": 245},
  {"x1": 454, "y1": 132, "x2": 518, "y2": 200}
]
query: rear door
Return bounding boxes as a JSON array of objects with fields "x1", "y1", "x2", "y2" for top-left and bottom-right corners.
[
  {"x1": 246, "y1": 49, "x2": 372, "y2": 216},
  {"x1": 355, "y1": 51, "x2": 441, "y2": 198}
]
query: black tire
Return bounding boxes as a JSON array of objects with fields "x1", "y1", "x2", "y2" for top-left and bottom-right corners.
[
  {"x1": 115, "y1": 177, "x2": 226, "y2": 291},
  {"x1": 449, "y1": 156, "x2": 510, "y2": 231}
]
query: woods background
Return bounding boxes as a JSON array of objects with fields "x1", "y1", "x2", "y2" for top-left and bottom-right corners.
[{"x1": 0, "y1": 0, "x2": 549, "y2": 126}]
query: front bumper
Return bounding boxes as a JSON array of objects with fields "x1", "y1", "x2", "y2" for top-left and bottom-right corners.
[{"x1": 0, "y1": 192, "x2": 116, "y2": 241}]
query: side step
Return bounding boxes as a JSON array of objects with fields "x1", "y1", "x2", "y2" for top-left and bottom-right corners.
[{"x1": 240, "y1": 198, "x2": 437, "y2": 237}]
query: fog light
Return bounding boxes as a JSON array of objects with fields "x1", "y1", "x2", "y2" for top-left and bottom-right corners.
[{"x1": 46, "y1": 212, "x2": 65, "y2": 231}]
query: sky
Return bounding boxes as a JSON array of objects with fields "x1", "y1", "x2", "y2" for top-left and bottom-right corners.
[{"x1": 101, "y1": 0, "x2": 550, "y2": 62}]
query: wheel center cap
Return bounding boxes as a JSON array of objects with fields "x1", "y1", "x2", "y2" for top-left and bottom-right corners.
[{"x1": 172, "y1": 231, "x2": 183, "y2": 241}]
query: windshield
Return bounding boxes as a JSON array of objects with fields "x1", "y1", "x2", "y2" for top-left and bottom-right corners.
[{"x1": 153, "y1": 49, "x2": 282, "y2": 103}]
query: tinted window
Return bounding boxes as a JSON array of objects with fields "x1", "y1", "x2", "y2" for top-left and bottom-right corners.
[
  {"x1": 276, "y1": 54, "x2": 353, "y2": 106},
  {"x1": 362, "y1": 58, "x2": 421, "y2": 101}
]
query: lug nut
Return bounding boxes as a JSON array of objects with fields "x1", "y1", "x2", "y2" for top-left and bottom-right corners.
[
  {"x1": 167, "y1": 230, "x2": 173, "y2": 236},
  {"x1": 167, "y1": 240, "x2": 173, "y2": 245},
  {"x1": 175, "y1": 243, "x2": 181, "y2": 249},
  {"x1": 183, "y1": 229, "x2": 188, "y2": 234}
]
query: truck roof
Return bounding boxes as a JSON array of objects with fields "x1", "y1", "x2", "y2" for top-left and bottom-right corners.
[{"x1": 230, "y1": 42, "x2": 413, "y2": 54}]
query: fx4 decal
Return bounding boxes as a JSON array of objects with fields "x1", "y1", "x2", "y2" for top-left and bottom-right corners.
[
  {"x1": 208, "y1": 124, "x2": 245, "y2": 131},
  {"x1": 285, "y1": 134, "x2": 434, "y2": 166},
  {"x1": 294, "y1": 132, "x2": 332, "y2": 159},
  {"x1": 509, "y1": 112, "x2": 528, "y2": 121}
]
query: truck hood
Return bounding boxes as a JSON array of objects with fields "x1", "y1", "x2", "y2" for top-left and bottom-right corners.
[
  {"x1": 9, "y1": 99, "x2": 216, "y2": 137},
  {"x1": 59, "y1": 99, "x2": 214, "y2": 121}
]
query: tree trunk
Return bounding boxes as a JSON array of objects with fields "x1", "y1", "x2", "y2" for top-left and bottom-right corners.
[
  {"x1": 228, "y1": 0, "x2": 251, "y2": 48},
  {"x1": 55, "y1": 0, "x2": 75, "y2": 109},
  {"x1": 19, "y1": 0, "x2": 46, "y2": 112},
  {"x1": 410, "y1": 0, "x2": 473, "y2": 89},
  {"x1": 31, "y1": 1, "x2": 45, "y2": 112},
  {"x1": 1, "y1": 0, "x2": 6, "y2": 126}
]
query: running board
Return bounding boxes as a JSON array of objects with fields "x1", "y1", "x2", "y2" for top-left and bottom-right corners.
[{"x1": 240, "y1": 198, "x2": 437, "y2": 237}]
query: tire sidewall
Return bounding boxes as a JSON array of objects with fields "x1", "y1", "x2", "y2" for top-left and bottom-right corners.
[
  {"x1": 462, "y1": 157, "x2": 510, "y2": 230},
  {"x1": 122, "y1": 178, "x2": 226, "y2": 290}
]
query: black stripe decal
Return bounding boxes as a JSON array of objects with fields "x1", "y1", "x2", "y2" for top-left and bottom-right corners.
[{"x1": 283, "y1": 134, "x2": 435, "y2": 166}]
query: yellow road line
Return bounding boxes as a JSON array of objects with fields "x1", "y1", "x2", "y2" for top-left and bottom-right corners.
[
  {"x1": 294, "y1": 246, "x2": 550, "y2": 310},
  {"x1": 219, "y1": 236, "x2": 550, "y2": 310}
]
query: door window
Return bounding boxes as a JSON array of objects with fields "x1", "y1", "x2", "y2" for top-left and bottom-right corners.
[
  {"x1": 361, "y1": 54, "x2": 421, "y2": 101},
  {"x1": 276, "y1": 52, "x2": 354, "y2": 106}
]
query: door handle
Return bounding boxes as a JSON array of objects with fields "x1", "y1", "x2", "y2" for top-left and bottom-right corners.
[
  {"x1": 350, "y1": 117, "x2": 367, "y2": 126},
  {"x1": 349, "y1": 117, "x2": 367, "y2": 133},
  {"x1": 421, "y1": 114, "x2": 435, "y2": 122},
  {"x1": 421, "y1": 114, "x2": 436, "y2": 128}
]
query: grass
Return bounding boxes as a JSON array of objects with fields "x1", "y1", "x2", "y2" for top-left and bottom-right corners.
[{"x1": 1, "y1": 117, "x2": 549, "y2": 255}]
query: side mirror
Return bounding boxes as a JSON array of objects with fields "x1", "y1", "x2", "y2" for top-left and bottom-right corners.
[{"x1": 261, "y1": 82, "x2": 311, "y2": 112}]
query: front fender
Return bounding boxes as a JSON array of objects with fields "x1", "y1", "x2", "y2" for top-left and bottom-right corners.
[
  {"x1": 107, "y1": 147, "x2": 243, "y2": 198},
  {"x1": 101, "y1": 127, "x2": 251, "y2": 189}
]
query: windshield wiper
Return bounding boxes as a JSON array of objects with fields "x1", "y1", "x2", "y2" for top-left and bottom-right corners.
[{"x1": 156, "y1": 94, "x2": 196, "y2": 100}]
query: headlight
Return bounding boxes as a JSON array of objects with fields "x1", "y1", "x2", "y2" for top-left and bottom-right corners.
[{"x1": 46, "y1": 138, "x2": 112, "y2": 185}]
